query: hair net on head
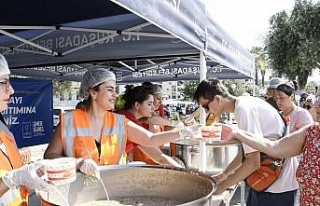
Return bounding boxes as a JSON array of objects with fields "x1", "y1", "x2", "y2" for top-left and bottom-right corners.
[
  {"x1": 152, "y1": 84, "x2": 163, "y2": 94},
  {"x1": 0, "y1": 54, "x2": 10, "y2": 76},
  {"x1": 79, "y1": 68, "x2": 116, "y2": 99}
]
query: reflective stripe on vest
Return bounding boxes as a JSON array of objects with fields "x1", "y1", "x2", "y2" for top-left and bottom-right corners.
[
  {"x1": 0, "y1": 122, "x2": 28, "y2": 205},
  {"x1": 62, "y1": 110, "x2": 127, "y2": 164},
  {"x1": 63, "y1": 112, "x2": 75, "y2": 157},
  {"x1": 109, "y1": 114, "x2": 125, "y2": 163}
]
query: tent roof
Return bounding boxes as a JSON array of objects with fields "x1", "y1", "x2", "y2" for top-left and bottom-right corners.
[{"x1": 0, "y1": 0, "x2": 255, "y2": 82}]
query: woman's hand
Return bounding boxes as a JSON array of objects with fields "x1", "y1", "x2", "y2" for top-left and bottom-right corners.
[
  {"x1": 77, "y1": 158, "x2": 100, "y2": 179},
  {"x1": 2, "y1": 162, "x2": 53, "y2": 191},
  {"x1": 183, "y1": 116, "x2": 196, "y2": 126},
  {"x1": 179, "y1": 124, "x2": 202, "y2": 139}
]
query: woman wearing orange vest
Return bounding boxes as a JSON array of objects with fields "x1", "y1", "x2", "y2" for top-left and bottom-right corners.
[
  {"x1": 44, "y1": 69, "x2": 200, "y2": 170},
  {"x1": 116, "y1": 85, "x2": 181, "y2": 166},
  {"x1": 0, "y1": 55, "x2": 53, "y2": 205}
]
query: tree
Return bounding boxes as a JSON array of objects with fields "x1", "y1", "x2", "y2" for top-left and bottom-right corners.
[
  {"x1": 305, "y1": 81, "x2": 317, "y2": 94},
  {"x1": 52, "y1": 80, "x2": 73, "y2": 98},
  {"x1": 181, "y1": 80, "x2": 199, "y2": 100},
  {"x1": 222, "y1": 80, "x2": 248, "y2": 96},
  {"x1": 251, "y1": 46, "x2": 268, "y2": 87},
  {"x1": 266, "y1": 0, "x2": 320, "y2": 89}
]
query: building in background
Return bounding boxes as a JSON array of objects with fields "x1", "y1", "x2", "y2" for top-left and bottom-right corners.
[{"x1": 53, "y1": 82, "x2": 81, "y2": 108}]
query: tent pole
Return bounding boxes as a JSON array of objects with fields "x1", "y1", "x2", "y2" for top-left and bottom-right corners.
[{"x1": 199, "y1": 51, "x2": 206, "y2": 125}]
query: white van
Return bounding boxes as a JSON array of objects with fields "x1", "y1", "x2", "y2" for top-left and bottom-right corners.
[{"x1": 53, "y1": 106, "x2": 74, "y2": 127}]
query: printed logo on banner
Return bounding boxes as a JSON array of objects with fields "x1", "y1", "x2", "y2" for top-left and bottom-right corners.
[
  {"x1": 22, "y1": 122, "x2": 32, "y2": 138},
  {"x1": 33, "y1": 121, "x2": 45, "y2": 136}
]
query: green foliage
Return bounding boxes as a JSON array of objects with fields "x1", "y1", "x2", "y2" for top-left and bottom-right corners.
[
  {"x1": 222, "y1": 80, "x2": 248, "y2": 96},
  {"x1": 181, "y1": 80, "x2": 199, "y2": 100},
  {"x1": 171, "y1": 112, "x2": 179, "y2": 121},
  {"x1": 52, "y1": 80, "x2": 73, "y2": 97},
  {"x1": 115, "y1": 95, "x2": 125, "y2": 110},
  {"x1": 305, "y1": 81, "x2": 317, "y2": 94},
  {"x1": 250, "y1": 46, "x2": 268, "y2": 87},
  {"x1": 266, "y1": 0, "x2": 320, "y2": 89}
]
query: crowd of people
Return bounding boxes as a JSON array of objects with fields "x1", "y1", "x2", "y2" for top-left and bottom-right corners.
[
  {"x1": 0, "y1": 51, "x2": 318, "y2": 206},
  {"x1": 217, "y1": 78, "x2": 319, "y2": 206}
]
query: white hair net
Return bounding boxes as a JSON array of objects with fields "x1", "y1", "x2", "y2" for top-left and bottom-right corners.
[
  {"x1": 79, "y1": 68, "x2": 116, "y2": 99},
  {"x1": 152, "y1": 84, "x2": 163, "y2": 94},
  {"x1": 0, "y1": 54, "x2": 10, "y2": 76}
]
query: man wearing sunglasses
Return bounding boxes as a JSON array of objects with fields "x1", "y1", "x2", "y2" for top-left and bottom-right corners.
[{"x1": 193, "y1": 79, "x2": 298, "y2": 206}]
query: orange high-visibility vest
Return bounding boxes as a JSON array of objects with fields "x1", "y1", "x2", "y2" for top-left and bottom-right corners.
[
  {"x1": 61, "y1": 109, "x2": 128, "y2": 165},
  {"x1": 0, "y1": 123, "x2": 28, "y2": 206},
  {"x1": 132, "y1": 124, "x2": 163, "y2": 165}
]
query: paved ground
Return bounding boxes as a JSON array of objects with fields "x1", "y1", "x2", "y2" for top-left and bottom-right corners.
[{"x1": 27, "y1": 144, "x2": 246, "y2": 206}]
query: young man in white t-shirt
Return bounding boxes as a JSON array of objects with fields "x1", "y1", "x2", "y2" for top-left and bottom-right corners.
[{"x1": 194, "y1": 79, "x2": 298, "y2": 206}]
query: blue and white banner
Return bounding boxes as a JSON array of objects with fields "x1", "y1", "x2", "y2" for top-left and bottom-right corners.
[{"x1": 2, "y1": 78, "x2": 53, "y2": 147}]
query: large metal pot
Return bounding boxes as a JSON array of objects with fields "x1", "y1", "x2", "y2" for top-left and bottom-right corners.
[
  {"x1": 170, "y1": 139, "x2": 240, "y2": 175},
  {"x1": 37, "y1": 165, "x2": 216, "y2": 206}
]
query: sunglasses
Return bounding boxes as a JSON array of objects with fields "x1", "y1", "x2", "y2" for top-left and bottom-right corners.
[{"x1": 202, "y1": 99, "x2": 214, "y2": 110}]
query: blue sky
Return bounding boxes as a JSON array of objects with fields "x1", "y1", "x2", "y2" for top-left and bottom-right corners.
[{"x1": 208, "y1": 0, "x2": 296, "y2": 49}]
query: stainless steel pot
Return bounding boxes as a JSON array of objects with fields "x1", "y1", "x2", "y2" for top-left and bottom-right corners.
[
  {"x1": 170, "y1": 139, "x2": 240, "y2": 175},
  {"x1": 37, "y1": 165, "x2": 216, "y2": 206}
]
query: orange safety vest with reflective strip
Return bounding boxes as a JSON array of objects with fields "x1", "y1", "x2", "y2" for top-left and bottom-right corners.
[
  {"x1": 132, "y1": 124, "x2": 163, "y2": 165},
  {"x1": 61, "y1": 109, "x2": 128, "y2": 165},
  {"x1": 0, "y1": 123, "x2": 28, "y2": 206}
]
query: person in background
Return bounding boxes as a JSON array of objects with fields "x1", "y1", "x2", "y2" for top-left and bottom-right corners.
[
  {"x1": 164, "y1": 104, "x2": 171, "y2": 119},
  {"x1": 185, "y1": 104, "x2": 193, "y2": 115},
  {"x1": 0, "y1": 54, "x2": 53, "y2": 205},
  {"x1": 265, "y1": 78, "x2": 283, "y2": 111},
  {"x1": 143, "y1": 83, "x2": 167, "y2": 131},
  {"x1": 44, "y1": 69, "x2": 199, "y2": 166},
  {"x1": 116, "y1": 85, "x2": 181, "y2": 166},
  {"x1": 275, "y1": 81, "x2": 313, "y2": 205},
  {"x1": 221, "y1": 85, "x2": 320, "y2": 205},
  {"x1": 193, "y1": 79, "x2": 297, "y2": 206},
  {"x1": 139, "y1": 83, "x2": 189, "y2": 128},
  {"x1": 305, "y1": 94, "x2": 317, "y2": 121},
  {"x1": 142, "y1": 82, "x2": 165, "y2": 117},
  {"x1": 275, "y1": 81, "x2": 313, "y2": 132},
  {"x1": 299, "y1": 92, "x2": 309, "y2": 109}
]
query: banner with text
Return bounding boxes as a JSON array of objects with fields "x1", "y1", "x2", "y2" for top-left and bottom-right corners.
[{"x1": 2, "y1": 78, "x2": 53, "y2": 147}]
